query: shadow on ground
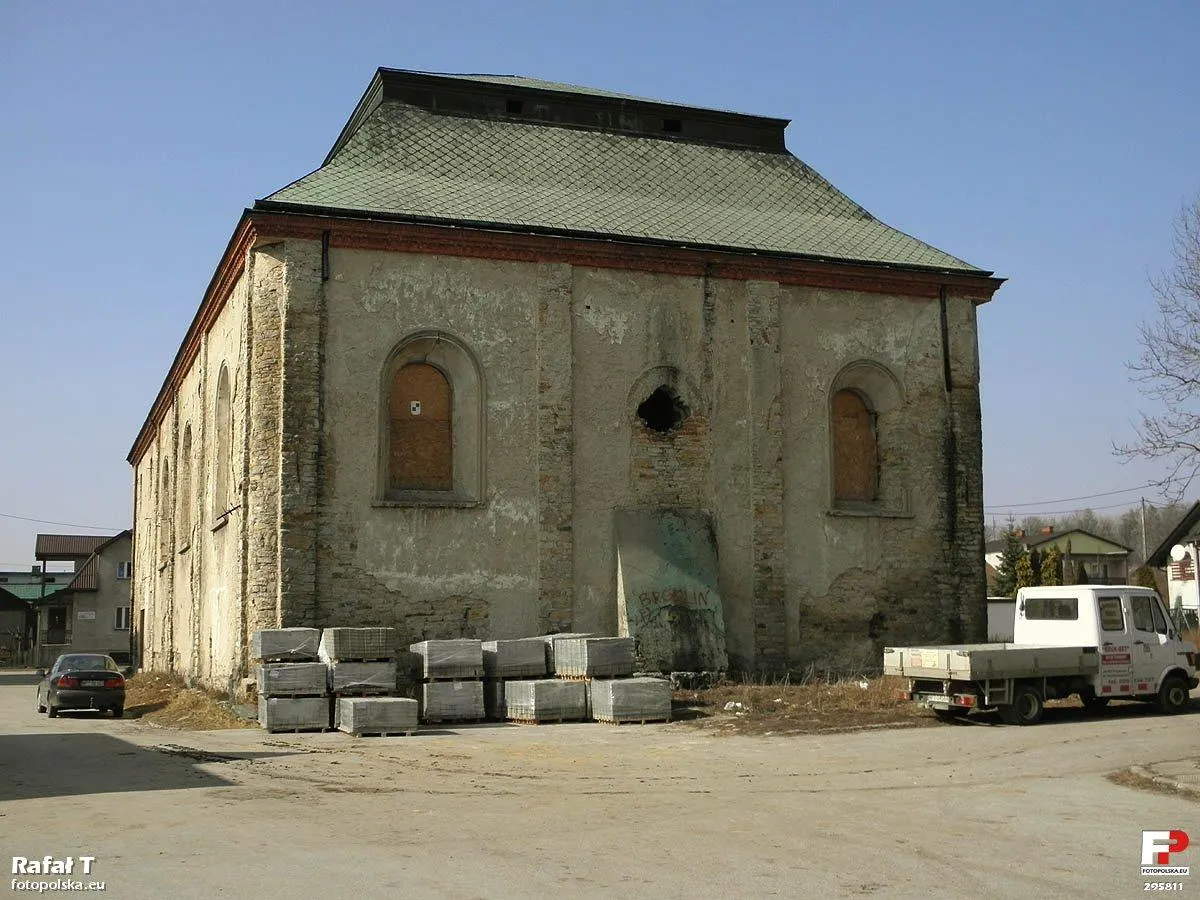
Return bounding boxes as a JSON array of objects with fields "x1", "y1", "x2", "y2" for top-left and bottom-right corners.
[{"x1": 0, "y1": 733, "x2": 299, "y2": 802}]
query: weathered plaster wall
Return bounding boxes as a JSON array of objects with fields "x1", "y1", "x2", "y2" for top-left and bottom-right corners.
[
  {"x1": 132, "y1": 270, "x2": 250, "y2": 692},
  {"x1": 315, "y1": 247, "x2": 549, "y2": 646}
]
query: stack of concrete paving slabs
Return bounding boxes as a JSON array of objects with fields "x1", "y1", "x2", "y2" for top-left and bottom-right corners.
[
  {"x1": 258, "y1": 696, "x2": 330, "y2": 733},
  {"x1": 505, "y1": 679, "x2": 587, "y2": 724},
  {"x1": 482, "y1": 638, "x2": 547, "y2": 679},
  {"x1": 589, "y1": 677, "x2": 672, "y2": 724},
  {"x1": 328, "y1": 660, "x2": 398, "y2": 695},
  {"x1": 319, "y1": 627, "x2": 397, "y2": 662},
  {"x1": 554, "y1": 637, "x2": 636, "y2": 678},
  {"x1": 336, "y1": 697, "x2": 419, "y2": 737},
  {"x1": 421, "y1": 681, "x2": 485, "y2": 723},
  {"x1": 257, "y1": 662, "x2": 328, "y2": 698},
  {"x1": 252, "y1": 628, "x2": 321, "y2": 662},
  {"x1": 410, "y1": 640, "x2": 484, "y2": 680},
  {"x1": 539, "y1": 632, "x2": 598, "y2": 672}
]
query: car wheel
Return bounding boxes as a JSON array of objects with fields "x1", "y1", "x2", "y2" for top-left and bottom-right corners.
[
  {"x1": 47, "y1": 705, "x2": 58, "y2": 719},
  {"x1": 1158, "y1": 676, "x2": 1191, "y2": 715},
  {"x1": 111, "y1": 705, "x2": 124, "y2": 719},
  {"x1": 36, "y1": 691, "x2": 46, "y2": 714}
]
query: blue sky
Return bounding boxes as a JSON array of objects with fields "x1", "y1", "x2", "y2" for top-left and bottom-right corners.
[{"x1": 0, "y1": 1, "x2": 1197, "y2": 566}]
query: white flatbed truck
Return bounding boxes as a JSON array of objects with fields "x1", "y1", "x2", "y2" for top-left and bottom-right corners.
[{"x1": 883, "y1": 585, "x2": 1198, "y2": 725}]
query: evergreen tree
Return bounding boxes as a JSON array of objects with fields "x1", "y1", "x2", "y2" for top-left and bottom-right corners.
[
  {"x1": 1028, "y1": 547, "x2": 1043, "y2": 586},
  {"x1": 1015, "y1": 553, "x2": 1037, "y2": 591},
  {"x1": 1040, "y1": 546, "x2": 1064, "y2": 586},
  {"x1": 1133, "y1": 565, "x2": 1160, "y2": 593},
  {"x1": 993, "y1": 526, "x2": 1026, "y2": 598},
  {"x1": 1074, "y1": 561, "x2": 1090, "y2": 584}
]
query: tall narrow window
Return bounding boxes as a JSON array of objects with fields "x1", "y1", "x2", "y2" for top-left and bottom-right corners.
[
  {"x1": 179, "y1": 425, "x2": 193, "y2": 545},
  {"x1": 214, "y1": 366, "x2": 232, "y2": 517},
  {"x1": 158, "y1": 461, "x2": 171, "y2": 564},
  {"x1": 389, "y1": 363, "x2": 452, "y2": 491},
  {"x1": 832, "y1": 389, "x2": 878, "y2": 503}
]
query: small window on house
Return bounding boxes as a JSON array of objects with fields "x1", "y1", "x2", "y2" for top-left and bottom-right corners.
[
  {"x1": 389, "y1": 363, "x2": 453, "y2": 491},
  {"x1": 832, "y1": 389, "x2": 878, "y2": 503},
  {"x1": 115, "y1": 607, "x2": 131, "y2": 631},
  {"x1": 116, "y1": 561, "x2": 132, "y2": 580}
]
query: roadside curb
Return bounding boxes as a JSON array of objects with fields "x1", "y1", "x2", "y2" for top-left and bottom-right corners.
[{"x1": 1131, "y1": 761, "x2": 1200, "y2": 795}]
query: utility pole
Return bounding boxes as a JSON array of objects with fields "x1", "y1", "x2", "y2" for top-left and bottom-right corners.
[{"x1": 1141, "y1": 497, "x2": 1148, "y2": 564}]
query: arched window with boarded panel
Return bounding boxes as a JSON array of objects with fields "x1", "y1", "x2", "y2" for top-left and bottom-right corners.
[
  {"x1": 832, "y1": 389, "x2": 878, "y2": 503},
  {"x1": 213, "y1": 365, "x2": 232, "y2": 520},
  {"x1": 379, "y1": 332, "x2": 484, "y2": 504},
  {"x1": 179, "y1": 424, "x2": 193, "y2": 545},
  {"x1": 829, "y1": 360, "x2": 907, "y2": 513},
  {"x1": 389, "y1": 363, "x2": 453, "y2": 491}
]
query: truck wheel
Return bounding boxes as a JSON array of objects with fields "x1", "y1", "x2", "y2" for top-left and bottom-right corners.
[
  {"x1": 1000, "y1": 684, "x2": 1044, "y2": 725},
  {"x1": 1157, "y1": 676, "x2": 1191, "y2": 715},
  {"x1": 1081, "y1": 691, "x2": 1110, "y2": 713}
]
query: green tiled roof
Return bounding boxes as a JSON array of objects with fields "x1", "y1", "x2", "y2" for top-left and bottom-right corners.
[
  {"x1": 262, "y1": 82, "x2": 985, "y2": 274},
  {"x1": 3, "y1": 583, "x2": 65, "y2": 602}
]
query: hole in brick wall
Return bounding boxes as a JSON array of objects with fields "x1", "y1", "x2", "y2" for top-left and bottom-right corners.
[{"x1": 637, "y1": 386, "x2": 689, "y2": 434}]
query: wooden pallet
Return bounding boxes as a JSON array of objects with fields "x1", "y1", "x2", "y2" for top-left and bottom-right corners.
[
  {"x1": 338, "y1": 727, "x2": 417, "y2": 737},
  {"x1": 506, "y1": 716, "x2": 586, "y2": 726},
  {"x1": 333, "y1": 689, "x2": 394, "y2": 697},
  {"x1": 261, "y1": 692, "x2": 328, "y2": 699},
  {"x1": 422, "y1": 675, "x2": 484, "y2": 683},
  {"x1": 420, "y1": 717, "x2": 486, "y2": 725},
  {"x1": 263, "y1": 726, "x2": 332, "y2": 734},
  {"x1": 326, "y1": 657, "x2": 396, "y2": 665},
  {"x1": 555, "y1": 673, "x2": 631, "y2": 681},
  {"x1": 593, "y1": 717, "x2": 670, "y2": 726}
]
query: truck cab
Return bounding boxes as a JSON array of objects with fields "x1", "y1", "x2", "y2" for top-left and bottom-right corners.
[{"x1": 1015, "y1": 585, "x2": 1195, "y2": 706}]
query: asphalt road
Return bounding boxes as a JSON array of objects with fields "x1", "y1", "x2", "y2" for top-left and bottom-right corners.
[{"x1": 1, "y1": 670, "x2": 1197, "y2": 899}]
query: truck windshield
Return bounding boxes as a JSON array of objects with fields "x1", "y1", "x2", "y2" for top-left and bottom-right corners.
[{"x1": 1024, "y1": 597, "x2": 1078, "y2": 620}]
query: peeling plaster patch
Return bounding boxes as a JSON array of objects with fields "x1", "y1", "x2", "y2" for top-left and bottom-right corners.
[
  {"x1": 580, "y1": 304, "x2": 630, "y2": 344},
  {"x1": 485, "y1": 498, "x2": 537, "y2": 529}
]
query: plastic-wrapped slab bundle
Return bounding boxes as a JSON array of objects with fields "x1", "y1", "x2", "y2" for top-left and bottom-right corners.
[
  {"x1": 258, "y1": 696, "x2": 330, "y2": 732},
  {"x1": 481, "y1": 638, "x2": 547, "y2": 678},
  {"x1": 257, "y1": 662, "x2": 327, "y2": 697},
  {"x1": 421, "y1": 681, "x2": 485, "y2": 723},
  {"x1": 483, "y1": 680, "x2": 506, "y2": 720},
  {"x1": 554, "y1": 637, "x2": 635, "y2": 678},
  {"x1": 540, "y1": 632, "x2": 598, "y2": 672},
  {"x1": 336, "y1": 697, "x2": 419, "y2": 736},
  {"x1": 409, "y1": 640, "x2": 484, "y2": 679},
  {"x1": 505, "y1": 679, "x2": 587, "y2": 723},
  {"x1": 252, "y1": 628, "x2": 320, "y2": 662},
  {"x1": 590, "y1": 677, "x2": 672, "y2": 724},
  {"x1": 319, "y1": 627, "x2": 397, "y2": 662},
  {"x1": 329, "y1": 660, "x2": 397, "y2": 695}
]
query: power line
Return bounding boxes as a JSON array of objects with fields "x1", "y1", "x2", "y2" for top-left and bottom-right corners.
[
  {"x1": 987, "y1": 499, "x2": 1147, "y2": 519},
  {"x1": 0, "y1": 511, "x2": 123, "y2": 531},
  {"x1": 984, "y1": 475, "x2": 1192, "y2": 510}
]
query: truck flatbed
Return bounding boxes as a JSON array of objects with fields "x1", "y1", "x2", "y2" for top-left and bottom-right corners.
[{"x1": 882, "y1": 644, "x2": 1099, "y2": 681}]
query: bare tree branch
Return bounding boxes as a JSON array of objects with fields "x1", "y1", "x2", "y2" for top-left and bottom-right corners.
[{"x1": 1116, "y1": 194, "x2": 1200, "y2": 499}]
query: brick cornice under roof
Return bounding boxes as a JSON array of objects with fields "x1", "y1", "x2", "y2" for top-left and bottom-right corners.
[{"x1": 126, "y1": 211, "x2": 1003, "y2": 467}]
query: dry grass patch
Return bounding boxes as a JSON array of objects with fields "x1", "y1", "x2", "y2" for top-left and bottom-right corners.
[
  {"x1": 673, "y1": 674, "x2": 936, "y2": 736},
  {"x1": 125, "y1": 672, "x2": 256, "y2": 730}
]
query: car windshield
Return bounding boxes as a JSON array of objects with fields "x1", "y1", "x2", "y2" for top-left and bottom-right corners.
[{"x1": 56, "y1": 655, "x2": 117, "y2": 673}]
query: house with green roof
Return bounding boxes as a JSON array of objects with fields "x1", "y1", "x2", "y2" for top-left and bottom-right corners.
[{"x1": 129, "y1": 68, "x2": 1002, "y2": 689}]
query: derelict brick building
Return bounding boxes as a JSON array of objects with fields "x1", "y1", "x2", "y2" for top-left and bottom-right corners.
[{"x1": 127, "y1": 69, "x2": 1002, "y2": 691}]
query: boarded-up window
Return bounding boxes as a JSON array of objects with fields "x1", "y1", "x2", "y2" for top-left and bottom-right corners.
[
  {"x1": 179, "y1": 425, "x2": 193, "y2": 543},
  {"x1": 389, "y1": 363, "x2": 452, "y2": 491},
  {"x1": 214, "y1": 366, "x2": 232, "y2": 517},
  {"x1": 832, "y1": 389, "x2": 878, "y2": 503}
]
